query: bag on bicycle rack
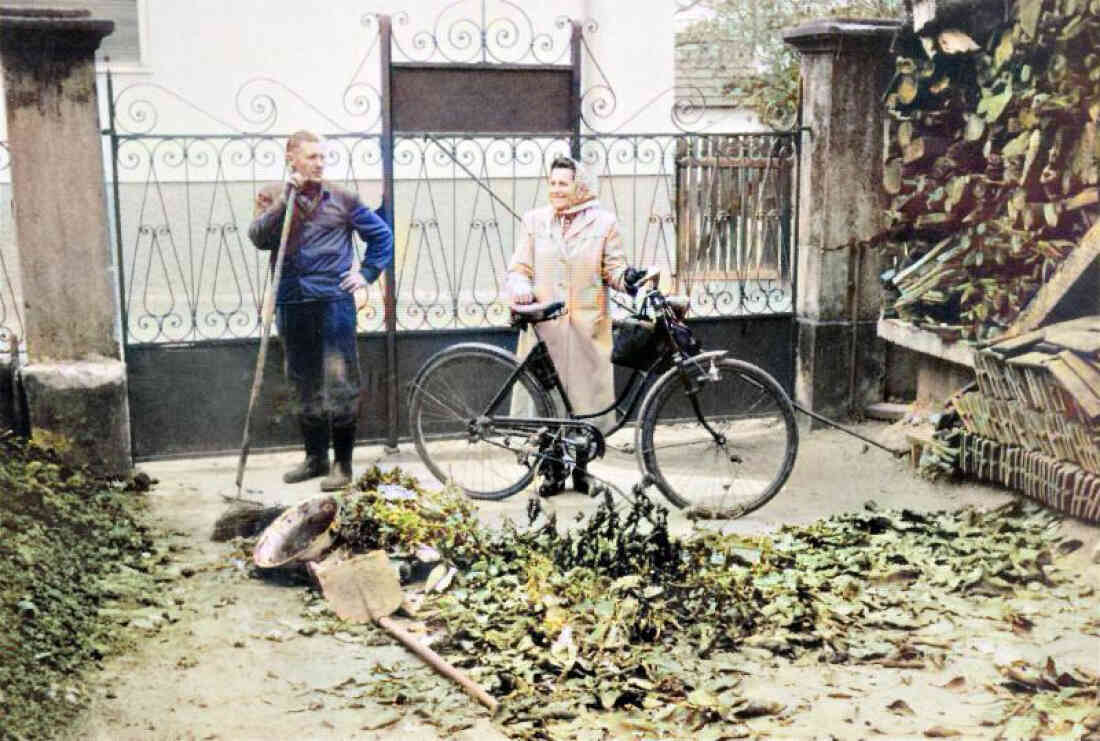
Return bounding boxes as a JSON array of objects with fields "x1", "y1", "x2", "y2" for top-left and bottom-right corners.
[{"x1": 612, "y1": 317, "x2": 660, "y2": 370}]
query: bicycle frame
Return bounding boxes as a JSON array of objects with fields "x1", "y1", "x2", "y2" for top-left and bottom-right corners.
[
  {"x1": 478, "y1": 328, "x2": 667, "y2": 439},
  {"x1": 479, "y1": 285, "x2": 722, "y2": 442}
]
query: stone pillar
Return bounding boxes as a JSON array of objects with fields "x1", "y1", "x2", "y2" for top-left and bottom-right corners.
[
  {"x1": 0, "y1": 7, "x2": 131, "y2": 474},
  {"x1": 783, "y1": 19, "x2": 901, "y2": 424}
]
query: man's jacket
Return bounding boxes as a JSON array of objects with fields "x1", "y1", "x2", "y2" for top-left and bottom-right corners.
[{"x1": 248, "y1": 182, "x2": 393, "y2": 304}]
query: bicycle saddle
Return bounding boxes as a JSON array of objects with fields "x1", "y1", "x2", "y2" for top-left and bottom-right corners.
[{"x1": 510, "y1": 300, "x2": 566, "y2": 326}]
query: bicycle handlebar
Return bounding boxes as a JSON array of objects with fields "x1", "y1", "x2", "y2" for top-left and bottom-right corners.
[{"x1": 636, "y1": 267, "x2": 661, "y2": 290}]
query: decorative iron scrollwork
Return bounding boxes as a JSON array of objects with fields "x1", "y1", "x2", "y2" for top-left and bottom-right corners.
[
  {"x1": 114, "y1": 134, "x2": 386, "y2": 343},
  {"x1": 387, "y1": 0, "x2": 573, "y2": 65}
]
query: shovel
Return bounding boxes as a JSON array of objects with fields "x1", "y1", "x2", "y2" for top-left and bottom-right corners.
[
  {"x1": 211, "y1": 187, "x2": 299, "y2": 540},
  {"x1": 310, "y1": 550, "x2": 499, "y2": 713},
  {"x1": 234, "y1": 185, "x2": 298, "y2": 499}
]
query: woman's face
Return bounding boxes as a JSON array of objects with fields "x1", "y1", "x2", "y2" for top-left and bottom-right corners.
[{"x1": 548, "y1": 166, "x2": 576, "y2": 212}]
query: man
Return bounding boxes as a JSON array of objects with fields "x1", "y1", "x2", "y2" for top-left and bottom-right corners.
[{"x1": 249, "y1": 130, "x2": 393, "y2": 491}]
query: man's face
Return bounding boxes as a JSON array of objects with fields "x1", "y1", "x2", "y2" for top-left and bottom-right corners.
[
  {"x1": 548, "y1": 166, "x2": 576, "y2": 212},
  {"x1": 288, "y1": 140, "x2": 325, "y2": 182}
]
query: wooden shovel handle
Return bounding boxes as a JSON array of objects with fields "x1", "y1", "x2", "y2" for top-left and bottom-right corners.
[
  {"x1": 235, "y1": 186, "x2": 298, "y2": 495},
  {"x1": 376, "y1": 615, "x2": 499, "y2": 713}
]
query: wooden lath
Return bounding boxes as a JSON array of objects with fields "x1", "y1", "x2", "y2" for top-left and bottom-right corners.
[{"x1": 674, "y1": 135, "x2": 794, "y2": 288}]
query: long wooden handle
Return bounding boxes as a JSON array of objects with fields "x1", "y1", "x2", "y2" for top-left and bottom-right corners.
[
  {"x1": 377, "y1": 615, "x2": 499, "y2": 713},
  {"x1": 235, "y1": 188, "x2": 298, "y2": 495}
]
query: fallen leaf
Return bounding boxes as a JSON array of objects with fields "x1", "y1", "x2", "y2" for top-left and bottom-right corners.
[
  {"x1": 888, "y1": 699, "x2": 916, "y2": 716},
  {"x1": 935, "y1": 676, "x2": 966, "y2": 691},
  {"x1": 687, "y1": 687, "x2": 719, "y2": 708},
  {"x1": 733, "y1": 700, "x2": 784, "y2": 718},
  {"x1": 1056, "y1": 539, "x2": 1083, "y2": 555},
  {"x1": 924, "y1": 725, "x2": 961, "y2": 737},
  {"x1": 598, "y1": 690, "x2": 620, "y2": 710},
  {"x1": 360, "y1": 709, "x2": 402, "y2": 730}
]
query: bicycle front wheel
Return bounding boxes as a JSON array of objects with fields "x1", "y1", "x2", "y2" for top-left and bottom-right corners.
[
  {"x1": 409, "y1": 343, "x2": 556, "y2": 500},
  {"x1": 637, "y1": 357, "x2": 798, "y2": 518}
]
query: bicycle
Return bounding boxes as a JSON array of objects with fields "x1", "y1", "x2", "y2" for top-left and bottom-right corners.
[{"x1": 407, "y1": 271, "x2": 799, "y2": 519}]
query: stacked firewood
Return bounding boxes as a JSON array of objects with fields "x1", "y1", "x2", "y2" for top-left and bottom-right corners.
[
  {"x1": 961, "y1": 316, "x2": 1100, "y2": 472},
  {"x1": 926, "y1": 315, "x2": 1100, "y2": 521},
  {"x1": 882, "y1": 0, "x2": 1099, "y2": 342}
]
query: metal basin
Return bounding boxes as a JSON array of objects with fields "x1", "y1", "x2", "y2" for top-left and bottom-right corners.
[{"x1": 253, "y1": 493, "x2": 339, "y2": 568}]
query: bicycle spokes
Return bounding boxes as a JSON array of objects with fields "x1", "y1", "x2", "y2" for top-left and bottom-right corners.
[{"x1": 638, "y1": 358, "x2": 797, "y2": 518}]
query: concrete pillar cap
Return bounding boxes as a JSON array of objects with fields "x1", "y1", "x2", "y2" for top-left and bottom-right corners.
[
  {"x1": 783, "y1": 17, "x2": 902, "y2": 51},
  {"x1": 0, "y1": 6, "x2": 113, "y2": 37}
]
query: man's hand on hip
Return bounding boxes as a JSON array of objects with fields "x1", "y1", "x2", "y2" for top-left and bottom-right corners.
[
  {"x1": 341, "y1": 270, "x2": 369, "y2": 310},
  {"x1": 341, "y1": 269, "x2": 367, "y2": 294},
  {"x1": 353, "y1": 286, "x2": 369, "y2": 311}
]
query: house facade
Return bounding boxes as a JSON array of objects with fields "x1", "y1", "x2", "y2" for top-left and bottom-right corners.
[{"x1": 0, "y1": 0, "x2": 801, "y2": 458}]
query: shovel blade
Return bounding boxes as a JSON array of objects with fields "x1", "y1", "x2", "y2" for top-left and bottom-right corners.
[{"x1": 311, "y1": 549, "x2": 404, "y2": 622}]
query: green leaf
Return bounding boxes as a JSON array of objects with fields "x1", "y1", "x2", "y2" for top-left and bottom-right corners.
[{"x1": 978, "y1": 80, "x2": 1012, "y2": 123}]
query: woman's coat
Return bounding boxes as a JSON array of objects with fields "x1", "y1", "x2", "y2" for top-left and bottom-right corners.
[{"x1": 507, "y1": 202, "x2": 628, "y2": 430}]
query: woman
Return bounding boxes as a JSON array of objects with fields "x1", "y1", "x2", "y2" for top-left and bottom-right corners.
[{"x1": 506, "y1": 156, "x2": 643, "y2": 494}]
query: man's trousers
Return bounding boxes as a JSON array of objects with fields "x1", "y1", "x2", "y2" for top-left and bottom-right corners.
[{"x1": 276, "y1": 298, "x2": 361, "y2": 430}]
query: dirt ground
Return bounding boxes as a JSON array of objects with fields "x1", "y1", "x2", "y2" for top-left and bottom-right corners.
[{"x1": 67, "y1": 420, "x2": 1100, "y2": 741}]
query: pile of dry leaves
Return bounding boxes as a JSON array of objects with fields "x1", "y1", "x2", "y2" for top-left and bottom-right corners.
[
  {"x1": 282, "y1": 468, "x2": 1097, "y2": 740},
  {"x1": 0, "y1": 435, "x2": 161, "y2": 740}
]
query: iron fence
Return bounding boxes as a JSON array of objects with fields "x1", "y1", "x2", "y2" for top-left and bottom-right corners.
[
  {"x1": 0, "y1": 128, "x2": 796, "y2": 348},
  {"x1": 0, "y1": 1, "x2": 802, "y2": 460},
  {"x1": 109, "y1": 130, "x2": 794, "y2": 343},
  {"x1": 112, "y1": 133, "x2": 384, "y2": 343}
]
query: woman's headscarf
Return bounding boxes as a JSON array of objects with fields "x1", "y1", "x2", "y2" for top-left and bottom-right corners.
[{"x1": 556, "y1": 156, "x2": 600, "y2": 214}]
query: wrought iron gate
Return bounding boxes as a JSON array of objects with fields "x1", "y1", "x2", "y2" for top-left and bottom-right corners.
[{"x1": 95, "y1": 3, "x2": 800, "y2": 460}]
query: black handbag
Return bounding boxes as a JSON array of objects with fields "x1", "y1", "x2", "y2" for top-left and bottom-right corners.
[{"x1": 612, "y1": 317, "x2": 660, "y2": 370}]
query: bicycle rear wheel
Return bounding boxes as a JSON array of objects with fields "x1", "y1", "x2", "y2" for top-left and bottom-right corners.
[
  {"x1": 409, "y1": 343, "x2": 556, "y2": 500},
  {"x1": 637, "y1": 357, "x2": 798, "y2": 518}
]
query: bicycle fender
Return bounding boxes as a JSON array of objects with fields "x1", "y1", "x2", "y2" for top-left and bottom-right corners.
[
  {"x1": 679, "y1": 350, "x2": 728, "y2": 365},
  {"x1": 410, "y1": 342, "x2": 521, "y2": 387}
]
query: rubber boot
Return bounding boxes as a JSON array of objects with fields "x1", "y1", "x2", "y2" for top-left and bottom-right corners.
[
  {"x1": 537, "y1": 452, "x2": 567, "y2": 498},
  {"x1": 320, "y1": 422, "x2": 355, "y2": 492},
  {"x1": 572, "y1": 445, "x2": 590, "y2": 494},
  {"x1": 284, "y1": 418, "x2": 330, "y2": 484}
]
